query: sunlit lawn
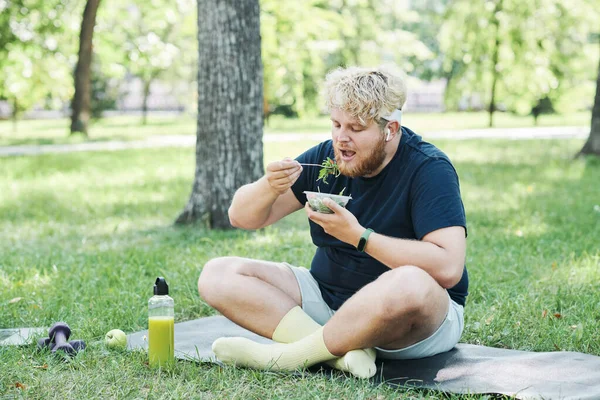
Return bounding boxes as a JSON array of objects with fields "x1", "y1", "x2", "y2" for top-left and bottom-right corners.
[
  {"x1": 0, "y1": 110, "x2": 591, "y2": 147},
  {"x1": 1, "y1": 137, "x2": 599, "y2": 398}
]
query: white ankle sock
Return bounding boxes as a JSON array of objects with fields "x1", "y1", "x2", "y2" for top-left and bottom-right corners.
[
  {"x1": 271, "y1": 306, "x2": 376, "y2": 378},
  {"x1": 212, "y1": 326, "x2": 335, "y2": 371}
]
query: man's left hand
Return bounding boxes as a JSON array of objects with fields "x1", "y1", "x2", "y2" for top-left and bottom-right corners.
[{"x1": 305, "y1": 199, "x2": 363, "y2": 246}]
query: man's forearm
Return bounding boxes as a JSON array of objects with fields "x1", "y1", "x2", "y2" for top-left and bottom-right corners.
[
  {"x1": 362, "y1": 232, "x2": 464, "y2": 289},
  {"x1": 229, "y1": 177, "x2": 279, "y2": 229}
]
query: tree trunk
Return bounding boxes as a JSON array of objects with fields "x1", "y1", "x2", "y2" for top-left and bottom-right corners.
[
  {"x1": 11, "y1": 97, "x2": 18, "y2": 133},
  {"x1": 142, "y1": 79, "x2": 151, "y2": 126},
  {"x1": 488, "y1": 0, "x2": 503, "y2": 128},
  {"x1": 70, "y1": 0, "x2": 101, "y2": 136},
  {"x1": 578, "y1": 45, "x2": 600, "y2": 157},
  {"x1": 176, "y1": 0, "x2": 264, "y2": 228}
]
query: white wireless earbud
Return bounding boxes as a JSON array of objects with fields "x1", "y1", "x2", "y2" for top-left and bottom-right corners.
[{"x1": 385, "y1": 128, "x2": 391, "y2": 142}]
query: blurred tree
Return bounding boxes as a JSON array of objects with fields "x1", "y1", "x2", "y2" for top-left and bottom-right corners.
[
  {"x1": 95, "y1": 0, "x2": 196, "y2": 124},
  {"x1": 260, "y1": 0, "x2": 342, "y2": 119},
  {"x1": 578, "y1": 43, "x2": 600, "y2": 156},
  {"x1": 90, "y1": 59, "x2": 119, "y2": 119},
  {"x1": 176, "y1": 0, "x2": 263, "y2": 228},
  {"x1": 486, "y1": 0, "x2": 503, "y2": 128},
  {"x1": 514, "y1": 2, "x2": 597, "y2": 123},
  {"x1": 0, "y1": 0, "x2": 74, "y2": 131},
  {"x1": 405, "y1": 0, "x2": 452, "y2": 81},
  {"x1": 329, "y1": 0, "x2": 378, "y2": 67},
  {"x1": 260, "y1": 0, "x2": 432, "y2": 119},
  {"x1": 439, "y1": 0, "x2": 598, "y2": 126},
  {"x1": 367, "y1": 0, "x2": 435, "y2": 76},
  {"x1": 530, "y1": 97, "x2": 554, "y2": 126},
  {"x1": 70, "y1": 0, "x2": 102, "y2": 136}
]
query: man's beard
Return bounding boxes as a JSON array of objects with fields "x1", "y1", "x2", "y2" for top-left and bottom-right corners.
[{"x1": 334, "y1": 135, "x2": 387, "y2": 178}]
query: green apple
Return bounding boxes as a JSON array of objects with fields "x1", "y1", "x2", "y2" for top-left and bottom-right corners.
[{"x1": 104, "y1": 329, "x2": 127, "y2": 350}]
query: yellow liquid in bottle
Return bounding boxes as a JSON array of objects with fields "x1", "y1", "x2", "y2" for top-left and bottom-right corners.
[{"x1": 148, "y1": 316, "x2": 174, "y2": 368}]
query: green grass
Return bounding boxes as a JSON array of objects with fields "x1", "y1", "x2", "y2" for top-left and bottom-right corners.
[
  {"x1": 0, "y1": 115, "x2": 198, "y2": 147},
  {"x1": 0, "y1": 110, "x2": 591, "y2": 146},
  {"x1": 1, "y1": 138, "x2": 599, "y2": 398}
]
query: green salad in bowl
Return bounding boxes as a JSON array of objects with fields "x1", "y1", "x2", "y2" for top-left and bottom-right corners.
[{"x1": 304, "y1": 190, "x2": 352, "y2": 214}]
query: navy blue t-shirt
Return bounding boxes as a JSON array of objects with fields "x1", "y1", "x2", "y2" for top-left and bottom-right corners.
[{"x1": 291, "y1": 126, "x2": 469, "y2": 310}]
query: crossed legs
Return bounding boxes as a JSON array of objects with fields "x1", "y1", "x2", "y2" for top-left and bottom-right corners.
[
  {"x1": 198, "y1": 257, "x2": 301, "y2": 338},
  {"x1": 198, "y1": 256, "x2": 448, "y2": 377}
]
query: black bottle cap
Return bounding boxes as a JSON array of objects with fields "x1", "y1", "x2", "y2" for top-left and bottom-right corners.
[{"x1": 154, "y1": 277, "x2": 169, "y2": 295}]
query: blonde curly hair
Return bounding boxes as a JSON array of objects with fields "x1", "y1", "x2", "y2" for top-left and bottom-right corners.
[{"x1": 324, "y1": 64, "x2": 407, "y2": 127}]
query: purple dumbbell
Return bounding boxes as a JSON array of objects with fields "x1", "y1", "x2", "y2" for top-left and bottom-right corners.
[
  {"x1": 37, "y1": 337, "x2": 51, "y2": 350},
  {"x1": 48, "y1": 322, "x2": 75, "y2": 355},
  {"x1": 37, "y1": 322, "x2": 86, "y2": 356},
  {"x1": 69, "y1": 339, "x2": 86, "y2": 352}
]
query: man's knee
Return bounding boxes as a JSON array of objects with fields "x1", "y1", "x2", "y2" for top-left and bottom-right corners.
[
  {"x1": 198, "y1": 256, "x2": 240, "y2": 302},
  {"x1": 374, "y1": 266, "x2": 434, "y2": 322}
]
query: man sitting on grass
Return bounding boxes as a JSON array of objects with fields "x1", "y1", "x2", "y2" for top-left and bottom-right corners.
[{"x1": 198, "y1": 64, "x2": 469, "y2": 379}]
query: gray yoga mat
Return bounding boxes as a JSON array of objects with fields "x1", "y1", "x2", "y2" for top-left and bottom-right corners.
[
  {"x1": 127, "y1": 316, "x2": 600, "y2": 399},
  {"x1": 0, "y1": 327, "x2": 47, "y2": 346}
]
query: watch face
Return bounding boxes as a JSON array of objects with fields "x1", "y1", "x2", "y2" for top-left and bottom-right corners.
[
  {"x1": 357, "y1": 228, "x2": 373, "y2": 252},
  {"x1": 358, "y1": 237, "x2": 366, "y2": 251}
]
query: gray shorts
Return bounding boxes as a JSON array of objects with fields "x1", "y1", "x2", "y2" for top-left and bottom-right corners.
[{"x1": 283, "y1": 263, "x2": 464, "y2": 360}]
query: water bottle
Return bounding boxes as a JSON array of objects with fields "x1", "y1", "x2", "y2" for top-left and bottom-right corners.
[{"x1": 148, "y1": 277, "x2": 174, "y2": 368}]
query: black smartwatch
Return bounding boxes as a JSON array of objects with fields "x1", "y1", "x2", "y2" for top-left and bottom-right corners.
[{"x1": 357, "y1": 228, "x2": 374, "y2": 252}]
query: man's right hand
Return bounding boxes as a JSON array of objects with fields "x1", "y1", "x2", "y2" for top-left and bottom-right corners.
[{"x1": 265, "y1": 158, "x2": 303, "y2": 195}]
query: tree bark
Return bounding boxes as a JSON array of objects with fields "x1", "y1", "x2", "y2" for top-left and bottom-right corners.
[
  {"x1": 578, "y1": 44, "x2": 600, "y2": 157},
  {"x1": 176, "y1": 0, "x2": 264, "y2": 228},
  {"x1": 70, "y1": 0, "x2": 101, "y2": 136}
]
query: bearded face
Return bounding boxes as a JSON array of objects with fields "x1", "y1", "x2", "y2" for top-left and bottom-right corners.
[
  {"x1": 330, "y1": 108, "x2": 393, "y2": 178},
  {"x1": 333, "y1": 133, "x2": 387, "y2": 178}
]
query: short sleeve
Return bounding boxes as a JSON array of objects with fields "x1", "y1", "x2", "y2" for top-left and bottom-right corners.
[{"x1": 410, "y1": 158, "x2": 467, "y2": 240}]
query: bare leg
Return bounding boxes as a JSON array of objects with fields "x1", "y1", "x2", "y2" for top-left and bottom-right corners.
[
  {"x1": 201, "y1": 256, "x2": 377, "y2": 378},
  {"x1": 323, "y1": 265, "x2": 449, "y2": 355},
  {"x1": 198, "y1": 256, "x2": 300, "y2": 338},
  {"x1": 210, "y1": 266, "x2": 448, "y2": 374}
]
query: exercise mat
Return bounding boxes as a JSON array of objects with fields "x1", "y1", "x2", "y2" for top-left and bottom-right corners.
[
  {"x1": 127, "y1": 316, "x2": 600, "y2": 399},
  {"x1": 0, "y1": 328, "x2": 46, "y2": 346}
]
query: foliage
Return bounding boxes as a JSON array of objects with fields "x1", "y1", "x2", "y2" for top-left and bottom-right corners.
[
  {"x1": 94, "y1": 0, "x2": 197, "y2": 113},
  {"x1": 531, "y1": 96, "x2": 554, "y2": 123},
  {"x1": 403, "y1": 0, "x2": 452, "y2": 81},
  {"x1": 0, "y1": 0, "x2": 79, "y2": 120},
  {"x1": 0, "y1": 0, "x2": 598, "y2": 124},
  {"x1": 260, "y1": 0, "x2": 433, "y2": 118},
  {"x1": 90, "y1": 59, "x2": 119, "y2": 119},
  {"x1": 260, "y1": 0, "x2": 341, "y2": 117},
  {"x1": 439, "y1": 0, "x2": 599, "y2": 115}
]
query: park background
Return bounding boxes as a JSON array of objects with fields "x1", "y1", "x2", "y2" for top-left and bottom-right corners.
[{"x1": 1, "y1": 0, "x2": 600, "y2": 398}]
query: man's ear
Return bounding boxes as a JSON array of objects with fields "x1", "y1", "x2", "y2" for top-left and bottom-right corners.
[{"x1": 388, "y1": 121, "x2": 400, "y2": 139}]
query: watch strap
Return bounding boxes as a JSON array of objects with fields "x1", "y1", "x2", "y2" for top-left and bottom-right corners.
[{"x1": 357, "y1": 228, "x2": 374, "y2": 252}]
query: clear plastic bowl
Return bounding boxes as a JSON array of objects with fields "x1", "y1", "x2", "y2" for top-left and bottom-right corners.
[{"x1": 304, "y1": 191, "x2": 352, "y2": 214}]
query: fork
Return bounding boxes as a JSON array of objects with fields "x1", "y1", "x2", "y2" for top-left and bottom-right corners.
[{"x1": 298, "y1": 163, "x2": 323, "y2": 167}]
